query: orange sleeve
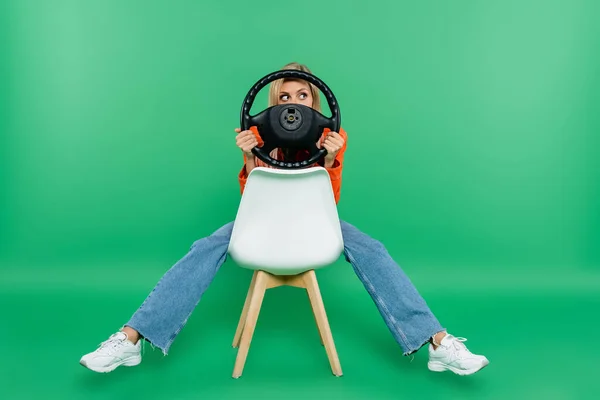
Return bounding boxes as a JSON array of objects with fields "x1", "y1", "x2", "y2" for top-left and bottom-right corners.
[
  {"x1": 238, "y1": 127, "x2": 264, "y2": 196},
  {"x1": 238, "y1": 154, "x2": 249, "y2": 196},
  {"x1": 323, "y1": 128, "x2": 347, "y2": 204}
]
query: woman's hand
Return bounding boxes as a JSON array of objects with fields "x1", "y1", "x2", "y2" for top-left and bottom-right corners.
[
  {"x1": 235, "y1": 128, "x2": 259, "y2": 175},
  {"x1": 235, "y1": 128, "x2": 258, "y2": 158},
  {"x1": 318, "y1": 131, "x2": 345, "y2": 168}
]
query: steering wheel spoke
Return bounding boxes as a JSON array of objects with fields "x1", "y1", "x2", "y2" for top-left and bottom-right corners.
[
  {"x1": 247, "y1": 108, "x2": 269, "y2": 130},
  {"x1": 314, "y1": 111, "x2": 338, "y2": 132}
]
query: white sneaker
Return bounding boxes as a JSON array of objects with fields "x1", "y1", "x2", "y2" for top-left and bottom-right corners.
[
  {"x1": 80, "y1": 331, "x2": 142, "y2": 373},
  {"x1": 428, "y1": 334, "x2": 489, "y2": 375}
]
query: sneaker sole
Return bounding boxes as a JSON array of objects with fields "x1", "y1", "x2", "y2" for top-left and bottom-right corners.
[
  {"x1": 80, "y1": 355, "x2": 142, "y2": 373},
  {"x1": 427, "y1": 359, "x2": 489, "y2": 376}
]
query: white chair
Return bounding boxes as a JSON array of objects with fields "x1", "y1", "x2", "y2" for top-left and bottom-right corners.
[{"x1": 228, "y1": 166, "x2": 344, "y2": 379}]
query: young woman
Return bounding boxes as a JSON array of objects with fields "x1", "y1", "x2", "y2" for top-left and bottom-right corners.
[{"x1": 80, "y1": 62, "x2": 489, "y2": 376}]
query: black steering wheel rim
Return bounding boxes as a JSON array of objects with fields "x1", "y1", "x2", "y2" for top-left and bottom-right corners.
[{"x1": 240, "y1": 70, "x2": 341, "y2": 169}]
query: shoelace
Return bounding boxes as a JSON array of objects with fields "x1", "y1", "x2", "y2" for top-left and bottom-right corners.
[
  {"x1": 447, "y1": 336, "x2": 471, "y2": 355},
  {"x1": 98, "y1": 334, "x2": 127, "y2": 355}
]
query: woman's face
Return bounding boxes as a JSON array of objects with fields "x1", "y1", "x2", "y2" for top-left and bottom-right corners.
[{"x1": 277, "y1": 80, "x2": 313, "y2": 108}]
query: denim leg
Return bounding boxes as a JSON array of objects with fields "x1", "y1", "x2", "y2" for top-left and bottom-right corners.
[
  {"x1": 125, "y1": 222, "x2": 234, "y2": 354},
  {"x1": 340, "y1": 221, "x2": 444, "y2": 355}
]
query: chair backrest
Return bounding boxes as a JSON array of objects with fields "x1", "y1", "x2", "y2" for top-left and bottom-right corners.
[{"x1": 228, "y1": 166, "x2": 344, "y2": 275}]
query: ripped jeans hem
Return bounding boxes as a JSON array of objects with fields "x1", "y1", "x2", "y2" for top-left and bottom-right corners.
[
  {"x1": 402, "y1": 327, "x2": 446, "y2": 356},
  {"x1": 123, "y1": 324, "x2": 171, "y2": 356}
]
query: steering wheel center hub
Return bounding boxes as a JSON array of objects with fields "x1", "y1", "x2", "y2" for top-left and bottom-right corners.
[{"x1": 280, "y1": 107, "x2": 303, "y2": 131}]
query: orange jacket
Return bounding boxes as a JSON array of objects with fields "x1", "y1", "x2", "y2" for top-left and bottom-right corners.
[{"x1": 238, "y1": 127, "x2": 348, "y2": 204}]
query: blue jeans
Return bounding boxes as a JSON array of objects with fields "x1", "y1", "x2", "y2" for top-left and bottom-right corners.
[{"x1": 126, "y1": 221, "x2": 444, "y2": 356}]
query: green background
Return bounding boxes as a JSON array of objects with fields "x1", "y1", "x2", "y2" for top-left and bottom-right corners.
[{"x1": 1, "y1": 0, "x2": 599, "y2": 399}]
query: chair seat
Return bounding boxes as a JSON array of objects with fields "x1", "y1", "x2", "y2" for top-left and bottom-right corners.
[{"x1": 228, "y1": 167, "x2": 344, "y2": 275}]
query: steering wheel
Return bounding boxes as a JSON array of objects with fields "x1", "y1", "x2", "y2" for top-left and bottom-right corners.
[{"x1": 240, "y1": 70, "x2": 341, "y2": 169}]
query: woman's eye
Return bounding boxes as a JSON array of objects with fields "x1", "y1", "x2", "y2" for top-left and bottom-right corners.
[
  {"x1": 299, "y1": 93, "x2": 307, "y2": 100},
  {"x1": 280, "y1": 94, "x2": 290, "y2": 101}
]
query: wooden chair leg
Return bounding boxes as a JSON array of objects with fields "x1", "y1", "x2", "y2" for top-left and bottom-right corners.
[
  {"x1": 232, "y1": 270, "x2": 269, "y2": 379},
  {"x1": 303, "y1": 270, "x2": 343, "y2": 377},
  {"x1": 232, "y1": 271, "x2": 258, "y2": 348},
  {"x1": 311, "y1": 298, "x2": 325, "y2": 346}
]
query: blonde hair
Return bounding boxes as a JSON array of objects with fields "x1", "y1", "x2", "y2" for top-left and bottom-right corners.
[{"x1": 268, "y1": 62, "x2": 322, "y2": 112}]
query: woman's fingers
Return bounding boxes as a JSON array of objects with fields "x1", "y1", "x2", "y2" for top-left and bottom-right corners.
[
  {"x1": 237, "y1": 136, "x2": 257, "y2": 149},
  {"x1": 235, "y1": 130, "x2": 254, "y2": 142},
  {"x1": 323, "y1": 137, "x2": 342, "y2": 150},
  {"x1": 236, "y1": 129, "x2": 258, "y2": 153}
]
